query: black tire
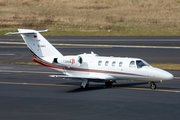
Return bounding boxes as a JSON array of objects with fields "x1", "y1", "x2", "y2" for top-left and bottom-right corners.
[
  {"x1": 150, "y1": 83, "x2": 156, "y2": 89},
  {"x1": 105, "y1": 82, "x2": 113, "y2": 87},
  {"x1": 80, "y1": 83, "x2": 89, "y2": 89}
]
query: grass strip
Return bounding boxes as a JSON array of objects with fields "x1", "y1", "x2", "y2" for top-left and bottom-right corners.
[
  {"x1": 0, "y1": 62, "x2": 180, "y2": 71},
  {"x1": 150, "y1": 63, "x2": 180, "y2": 71},
  {"x1": 2, "y1": 30, "x2": 180, "y2": 36},
  {"x1": 2, "y1": 0, "x2": 180, "y2": 36},
  {"x1": 0, "y1": 62, "x2": 39, "y2": 66}
]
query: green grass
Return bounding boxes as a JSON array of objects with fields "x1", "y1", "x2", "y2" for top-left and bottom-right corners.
[
  {"x1": 41, "y1": 30, "x2": 180, "y2": 36},
  {"x1": 3, "y1": 30, "x2": 180, "y2": 36},
  {"x1": 151, "y1": 63, "x2": 180, "y2": 71},
  {"x1": 0, "y1": 30, "x2": 17, "y2": 36}
]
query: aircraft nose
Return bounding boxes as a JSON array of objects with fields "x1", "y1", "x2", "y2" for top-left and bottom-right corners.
[
  {"x1": 152, "y1": 67, "x2": 174, "y2": 81},
  {"x1": 164, "y1": 72, "x2": 174, "y2": 80},
  {"x1": 160, "y1": 71, "x2": 174, "y2": 81}
]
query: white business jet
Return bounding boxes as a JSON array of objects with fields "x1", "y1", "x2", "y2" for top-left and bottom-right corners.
[{"x1": 6, "y1": 29, "x2": 173, "y2": 89}]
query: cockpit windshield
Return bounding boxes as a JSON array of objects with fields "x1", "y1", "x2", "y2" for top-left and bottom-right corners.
[{"x1": 136, "y1": 60, "x2": 150, "y2": 68}]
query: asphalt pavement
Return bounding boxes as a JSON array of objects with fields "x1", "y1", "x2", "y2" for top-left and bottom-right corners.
[{"x1": 0, "y1": 36, "x2": 180, "y2": 120}]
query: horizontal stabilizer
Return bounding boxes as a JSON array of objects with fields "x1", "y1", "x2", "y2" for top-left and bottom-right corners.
[{"x1": 6, "y1": 29, "x2": 48, "y2": 35}]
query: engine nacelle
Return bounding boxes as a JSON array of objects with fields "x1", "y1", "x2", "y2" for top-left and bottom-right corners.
[{"x1": 53, "y1": 56, "x2": 83, "y2": 67}]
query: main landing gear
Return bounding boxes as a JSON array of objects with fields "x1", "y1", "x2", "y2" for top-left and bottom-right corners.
[
  {"x1": 105, "y1": 82, "x2": 113, "y2": 87},
  {"x1": 80, "y1": 79, "x2": 89, "y2": 89},
  {"x1": 80, "y1": 80, "x2": 116, "y2": 89},
  {"x1": 105, "y1": 80, "x2": 116, "y2": 87},
  {"x1": 149, "y1": 82, "x2": 156, "y2": 89}
]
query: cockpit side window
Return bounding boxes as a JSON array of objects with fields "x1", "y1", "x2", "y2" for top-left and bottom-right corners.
[
  {"x1": 136, "y1": 60, "x2": 149, "y2": 68},
  {"x1": 129, "y1": 61, "x2": 135, "y2": 68}
]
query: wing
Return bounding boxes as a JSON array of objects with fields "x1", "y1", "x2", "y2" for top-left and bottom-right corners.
[{"x1": 49, "y1": 73, "x2": 115, "y2": 82}]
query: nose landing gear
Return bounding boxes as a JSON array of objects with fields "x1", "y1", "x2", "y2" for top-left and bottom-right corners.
[{"x1": 149, "y1": 82, "x2": 156, "y2": 89}]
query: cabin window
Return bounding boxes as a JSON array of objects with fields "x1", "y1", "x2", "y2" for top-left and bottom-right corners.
[
  {"x1": 105, "y1": 61, "x2": 109, "y2": 66},
  {"x1": 136, "y1": 60, "x2": 149, "y2": 68},
  {"x1": 98, "y1": 61, "x2": 102, "y2": 66},
  {"x1": 119, "y1": 62, "x2": 123, "y2": 67},
  {"x1": 129, "y1": 61, "x2": 135, "y2": 68},
  {"x1": 112, "y1": 61, "x2": 116, "y2": 66}
]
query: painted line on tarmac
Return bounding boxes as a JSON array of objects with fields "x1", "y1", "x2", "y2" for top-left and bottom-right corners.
[
  {"x1": 53, "y1": 43, "x2": 180, "y2": 49},
  {"x1": 119, "y1": 87, "x2": 180, "y2": 93},
  {"x1": 0, "y1": 70, "x2": 60, "y2": 74},
  {"x1": 0, "y1": 53, "x2": 15, "y2": 55},
  {"x1": 0, "y1": 82, "x2": 73, "y2": 87},
  {"x1": 0, "y1": 46, "x2": 27, "y2": 48},
  {"x1": 1, "y1": 42, "x2": 180, "y2": 49},
  {"x1": 0, "y1": 46, "x2": 111, "y2": 48},
  {"x1": 0, "y1": 81, "x2": 179, "y2": 93},
  {"x1": 0, "y1": 42, "x2": 26, "y2": 45}
]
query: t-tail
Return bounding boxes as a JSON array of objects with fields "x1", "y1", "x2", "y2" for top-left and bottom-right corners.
[{"x1": 6, "y1": 29, "x2": 63, "y2": 63}]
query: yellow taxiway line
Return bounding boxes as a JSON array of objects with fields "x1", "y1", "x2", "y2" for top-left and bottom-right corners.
[
  {"x1": 0, "y1": 46, "x2": 110, "y2": 48},
  {"x1": 119, "y1": 87, "x2": 180, "y2": 93},
  {"x1": 0, "y1": 81, "x2": 179, "y2": 93},
  {"x1": 0, "y1": 42, "x2": 26, "y2": 45},
  {"x1": 1, "y1": 42, "x2": 180, "y2": 49},
  {"x1": 0, "y1": 81, "x2": 73, "y2": 87}
]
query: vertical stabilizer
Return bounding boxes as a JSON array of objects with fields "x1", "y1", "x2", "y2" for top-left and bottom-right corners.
[{"x1": 7, "y1": 29, "x2": 63, "y2": 63}]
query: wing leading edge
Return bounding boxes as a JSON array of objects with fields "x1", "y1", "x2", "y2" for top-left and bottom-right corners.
[{"x1": 49, "y1": 73, "x2": 115, "y2": 81}]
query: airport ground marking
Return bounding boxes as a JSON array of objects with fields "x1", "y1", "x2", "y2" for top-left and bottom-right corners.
[
  {"x1": 119, "y1": 87, "x2": 180, "y2": 93},
  {"x1": 0, "y1": 70, "x2": 59, "y2": 74},
  {"x1": 0, "y1": 82, "x2": 73, "y2": 87},
  {"x1": 1, "y1": 42, "x2": 180, "y2": 49},
  {"x1": 0, "y1": 46, "x2": 110, "y2": 48},
  {"x1": 0, "y1": 81, "x2": 179, "y2": 93},
  {"x1": 174, "y1": 77, "x2": 180, "y2": 79}
]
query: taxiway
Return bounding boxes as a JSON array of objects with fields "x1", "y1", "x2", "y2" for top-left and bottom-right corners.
[{"x1": 0, "y1": 36, "x2": 180, "y2": 120}]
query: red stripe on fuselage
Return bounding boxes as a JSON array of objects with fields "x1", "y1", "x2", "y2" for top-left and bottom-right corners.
[
  {"x1": 33, "y1": 58, "x2": 64, "y2": 70},
  {"x1": 32, "y1": 57, "x2": 149, "y2": 77}
]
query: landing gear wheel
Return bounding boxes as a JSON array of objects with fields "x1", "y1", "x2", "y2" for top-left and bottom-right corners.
[
  {"x1": 105, "y1": 82, "x2": 113, "y2": 87},
  {"x1": 80, "y1": 85, "x2": 84, "y2": 89},
  {"x1": 150, "y1": 82, "x2": 156, "y2": 89},
  {"x1": 80, "y1": 83, "x2": 89, "y2": 89}
]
